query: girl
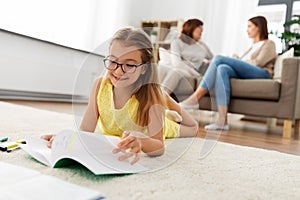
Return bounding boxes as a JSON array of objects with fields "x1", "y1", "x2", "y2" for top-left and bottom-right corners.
[
  {"x1": 180, "y1": 16, "x2": 277, "y2": 131},
  {"x1": 43, "y1": 27, "x2": 198, "y2": 164}
]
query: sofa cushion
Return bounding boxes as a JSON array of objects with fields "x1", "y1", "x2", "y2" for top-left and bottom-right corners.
[
  {"x1": 158, "y1": 47, "x2": 172, "y2": 66},
  {"x1": 273, "y1": 47, "x2": 294, "y2": 80},
  {"x1": 175, "y1": 77, "x2": 281, "y2": 101},
  {"x1": 230, "y1": 79, "x2": 281, "y2": 100},
  {"x1": 173, "y1": 76, "x2": 197, "y2": 95}
]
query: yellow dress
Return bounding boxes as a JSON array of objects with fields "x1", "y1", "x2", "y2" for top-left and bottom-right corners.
[{"x1": 94, "y1": 78, "x2": 180, "y2": 139}]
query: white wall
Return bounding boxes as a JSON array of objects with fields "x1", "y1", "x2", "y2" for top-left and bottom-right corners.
[{"x1": 0, "y1": 30, "x2": 104, "y2": 101}]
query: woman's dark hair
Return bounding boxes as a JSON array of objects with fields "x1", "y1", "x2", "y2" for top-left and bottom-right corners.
[
  {"x1": 249, "y1": 16, "x2": 269, "y2": 40},
  {"x1": 179, "y1": 18, "x2": 203, "y2": 44}
]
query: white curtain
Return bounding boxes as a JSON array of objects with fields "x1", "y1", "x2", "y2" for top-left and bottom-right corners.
[{"x1": 198, "y1": 0, "x2": 259, "y2": 56}]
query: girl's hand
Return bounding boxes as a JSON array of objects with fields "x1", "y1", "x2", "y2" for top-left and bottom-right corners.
[
  {"x1": 112, "y1": 131, "x2": 143, "y2": 165},
  {"x1": 40, "y1": 134, "x2": 56, "y2": 148}
]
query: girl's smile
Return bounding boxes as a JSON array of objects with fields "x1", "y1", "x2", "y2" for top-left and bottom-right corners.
[
  {"x1": 107, "y1": 41, "x2": 145, "y2": 88},
  {"x1": 111, "y1": 72, "x2": 128, "y2": 81}
]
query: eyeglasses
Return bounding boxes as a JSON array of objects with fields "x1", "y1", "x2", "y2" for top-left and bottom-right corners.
[{"x1": 103, "y1": 57, "x2": 145, "y2": 74}]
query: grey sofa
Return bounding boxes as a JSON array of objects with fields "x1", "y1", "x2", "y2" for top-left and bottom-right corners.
[{"x1": 172, "y1": 57, "x2": 300, "y2": 139}]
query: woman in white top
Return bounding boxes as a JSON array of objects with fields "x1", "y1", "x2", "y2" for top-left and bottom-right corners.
[
  {"x1": 159, "y1": 18, "x2": 213, "y2": 95},
  {"x1": 180, "y1": 16, "x2": 277, "y2": 131}
]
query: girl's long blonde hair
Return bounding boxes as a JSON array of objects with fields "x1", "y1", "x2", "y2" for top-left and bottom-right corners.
[{"x1": 110, "y1": 27, "x2": 166, "y2": 127}]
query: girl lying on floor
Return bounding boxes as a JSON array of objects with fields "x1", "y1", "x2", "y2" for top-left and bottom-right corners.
[{"x1": 42, "y1": 27, "x2": 198, "y2": 164}]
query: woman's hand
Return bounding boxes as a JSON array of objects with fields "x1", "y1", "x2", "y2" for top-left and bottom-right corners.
[
  {"x1": 40, "y1": 134, "x2": 56, "y2": 148},
  {"x1": 112, "y1": 131, "x2": 144, "y2": 165},
  {"x1": 232, "y1": 54, "x2": 239, "y2": 59},
  {"x1": 203, "y1": 58, "x2": 211, "y2": 65}
]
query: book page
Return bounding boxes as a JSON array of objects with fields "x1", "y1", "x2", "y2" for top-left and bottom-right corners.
[
  {"x1": 20, "y1": 137, "x2": 52, "y2": 166},
  {"x1": 77, "y1": 131, "x2": 148, "y2": 173},
  {"x1": 21, "y1": 133, "x2": 114, "y2": 173},
  {"x1": 50, "y1": 130, "x2": 124, "y2": 174},
  {"x1": 0, "y1": 162, "x2": 104, "y2": 200},
  {"x1": 22, "y1": 130, "x2": 148, "y2": 174},
  {"x1": 0, "y1": 162, "x2": 40, "y2": 185}
]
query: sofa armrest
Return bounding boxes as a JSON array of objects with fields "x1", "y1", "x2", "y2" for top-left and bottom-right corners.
[{"x1": 278, "y1": 57, "x2": 300, "y2": 119}]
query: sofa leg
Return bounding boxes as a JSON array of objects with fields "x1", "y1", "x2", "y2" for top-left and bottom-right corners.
[
  {"x1": 267, "y1": 118, "x2": 276, "y2": 129},
  {"x1": 295, "y1": 120, "x2": 300, "y2": 140},
  {"x1": 283, "y1": 120, "x2": 292, "y2": 139}
]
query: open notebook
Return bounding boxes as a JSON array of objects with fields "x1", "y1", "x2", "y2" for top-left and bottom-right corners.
[{"x1": 21, "y1": 129, "x2": 148, "y2": 175}]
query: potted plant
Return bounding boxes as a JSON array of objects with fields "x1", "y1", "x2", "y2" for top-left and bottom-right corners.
[{"x1": 281, "y1": 15, "x2": 300, "y2": 56}]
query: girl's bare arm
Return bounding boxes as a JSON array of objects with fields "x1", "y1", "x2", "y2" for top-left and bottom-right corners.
[{"x1": 80, "y1": 77, "x2": 102, "y2": 132}]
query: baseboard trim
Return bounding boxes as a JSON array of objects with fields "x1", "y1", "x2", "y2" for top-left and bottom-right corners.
[{"x1": 0, "y1": 89, "x2": 88, "y2": 103}]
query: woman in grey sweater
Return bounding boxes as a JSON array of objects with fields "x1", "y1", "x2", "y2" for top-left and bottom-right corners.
[{"x1": 159, "y1": 18, "x2": 213, "y2": 95}]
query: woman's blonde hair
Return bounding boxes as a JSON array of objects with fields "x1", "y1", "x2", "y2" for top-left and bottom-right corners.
[{"x1": 110, "y1": 27, "x2": 166, "y2": 127}]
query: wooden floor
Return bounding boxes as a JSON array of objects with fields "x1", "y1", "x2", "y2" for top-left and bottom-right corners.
[{"x1": 3, "y1": 100, "x2": 300, "y2": 156}]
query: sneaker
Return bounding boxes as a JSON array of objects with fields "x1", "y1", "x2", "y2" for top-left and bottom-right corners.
[
  {"x1": 204, "y1": 123, "x2": 230, "y2": 131},
  {"x1": 165, "y1": 110, "x2": 182, "y2": 122},
  {"x1": 179, "y1": 102, "x2": 199, "y2": 110}
]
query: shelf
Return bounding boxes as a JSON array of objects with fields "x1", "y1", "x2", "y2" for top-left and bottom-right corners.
[{"x1": 141, "y1": 19, "x2": 183, "y2": 62}]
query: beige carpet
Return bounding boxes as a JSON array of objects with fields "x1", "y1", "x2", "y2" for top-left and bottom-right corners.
[{"x1": 0, "y1": 101, "x2": 300, "y2": 200}]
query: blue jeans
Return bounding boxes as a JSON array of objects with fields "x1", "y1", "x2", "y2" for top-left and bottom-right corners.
[{"x1": 200, "y1": 55, "x2": 271, "y2": 106}]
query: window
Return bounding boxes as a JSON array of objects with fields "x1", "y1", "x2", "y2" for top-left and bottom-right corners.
[
  {"x1": 257, "y1": 0, "x2": 300, "y2": 53},
  {"x1": 291, "y1": 1, "x2": 300, "y2": 32},
  {"x1": 256, "y1": 4, "x2": 286, "y2": 53}
]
